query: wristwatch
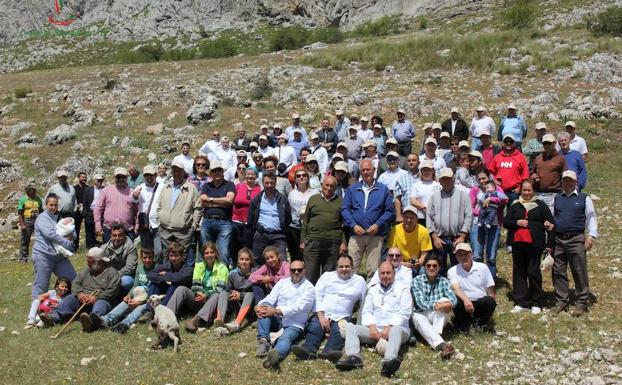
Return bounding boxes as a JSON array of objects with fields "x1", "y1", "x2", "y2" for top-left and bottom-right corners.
[{"x1": 209, "y1": 197, "x2": 214, "y2": 203}]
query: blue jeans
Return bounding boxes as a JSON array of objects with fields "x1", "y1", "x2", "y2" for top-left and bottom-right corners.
[
  {"x1": 470, "y1": 224, "x2": 500, "y2": 278},
  {"x1": 51, "y1": 294, "x2": 112, "y2": 322},
  {"x1": 120, "y1": 275, "x2": 135, "y2": 296},
  {"x1": 302, "y1": 315, "x2": 346, "y2": 353},
  {"x1": 201, "y1": 219, "x2": 233, "y2": 267},
  {"x1": 434, "y1": 237, "x2": 456, "y2": 276},
  {"x1": 101, "y1": 302, "x2": 148, "y2": 326},
  {"x1": 471, "y1": 137, "x2": 482, "y2": 151},
  {"x1": 257, "y1": 316, "x2": 303, "y2": 359}
]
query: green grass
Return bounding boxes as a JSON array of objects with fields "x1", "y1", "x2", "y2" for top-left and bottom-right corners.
[
  {"x1": 13, "y1": 86, "x2": 33, "y2": 99},
  {"x1": 587, "y1": 6, "x2": 622, "y2": 37},
  {"x1": 500, "y1": 0, "x2": 539, "y2": 30}
]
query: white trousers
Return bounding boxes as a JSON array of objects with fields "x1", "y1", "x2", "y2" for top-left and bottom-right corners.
[{"x1": 412, "y1": 309, "x2": 451, "y2": 349}]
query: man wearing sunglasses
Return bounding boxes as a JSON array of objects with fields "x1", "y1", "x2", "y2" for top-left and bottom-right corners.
[
  {"x1": 367, "y1": 248, "x2": 412, "y2": 288},
  {"x1": 488, "y1": 134, "x2": 529, "y2": 207},
  {"x1": 412, "y1": 254, "x2": 457, "y2": 360},
  {"x1": 336, "y1": 261, "x2": 411, "y2": 377},
  {"x1": 255, "y1": 260, "x2": 315, "y2": 371}
]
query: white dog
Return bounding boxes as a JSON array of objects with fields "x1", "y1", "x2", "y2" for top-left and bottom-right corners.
[{"x1": 147, "y1": 294, "x2": 181, "y2": 353}]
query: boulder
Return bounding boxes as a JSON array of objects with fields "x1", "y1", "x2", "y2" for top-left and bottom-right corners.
[{"x1": 45, "y1": 124, "x2": 76, "y2": 145}]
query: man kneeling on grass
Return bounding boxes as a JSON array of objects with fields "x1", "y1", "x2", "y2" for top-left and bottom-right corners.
[
  {"x1": 40, "y1": 247, "x2": 120, "y2": 332},
  {"x1": 335, "y1": 261, "x2": 412, "y2": 378},
  {"x1": 255, "y1": 260, "x2": 315, "y2": 371}
]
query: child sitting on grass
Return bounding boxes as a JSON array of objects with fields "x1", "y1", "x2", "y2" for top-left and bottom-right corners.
[{"x1": 26, "y1": 277, "x2": 71, "y2": 328}]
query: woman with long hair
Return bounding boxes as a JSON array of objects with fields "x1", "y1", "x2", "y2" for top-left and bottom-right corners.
[
  {"x1": 187, "y1": 155, "x2": 211, "y2": 191},
  {"x1": 231, "y1": 167, "x2": 262, "y2": 258},
  {"x1": 288, "y1": 168, "x2": 318, "y2": 261}
]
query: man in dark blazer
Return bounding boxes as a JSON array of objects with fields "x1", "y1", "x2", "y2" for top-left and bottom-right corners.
[
  {"x1": 231, "y1": 127, "x2": 251, "y2": 151},
  {"x1": 83, "y1": 173, "x2": 106, "y2": 248},
  {"x1": 73, "y1": 171, "x2": 89, "y2": 250},
  {"x1": 441, "y1": 108, "x2": 469, "y2": 141}
]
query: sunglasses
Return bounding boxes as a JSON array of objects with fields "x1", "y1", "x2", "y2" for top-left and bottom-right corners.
[
  {"x1": 195, "y1": 163, "x2": 207, "y2": 167},
  {"x1": 238, "y1": 166, "x2": 246, "y2": 170},
  {"x1": 338, "y1": 265, "x2": 351, "y2": 269},
  {"x1": 296, "y1": 174, "x2": 308, "y2": 178},
  {"x1": 426, "y1": 263, "x2": 439, "y2": 268},
  {"x1": 387, "y1": 157, "x2": 398, "y2": 162},
  {"x1": 290, "y1": 268, "x2": 303, "y2": 273},
  {"x1": 503, "y1": 141, "x2": 514, "y2": 144},
  {"x1": 387, "y1": 253, "x2": 401, "y2": 258}
]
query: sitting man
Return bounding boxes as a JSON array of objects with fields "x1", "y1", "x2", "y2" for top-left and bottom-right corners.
[
  {"x1": 335, "y1": 261, "x2": 412, "y2": 378},
  {"x1": 255, "y1": 260, "x2": 315, "y2": 371},
  {"x1": 102, "y1": 222, "x2": 138, "y2": 295},
  {"x1": 291, "y1": 255, "x2": 367, "y2": 362},
  {"x1": 40, "y1": 247, "x2": 121, "y2": 332},
  {"x1": 412, "y1": 254, "x2": 457, "y2": 360},
  {"x1": 147, "y1": 241, "x2": 193, "y2": 305},
  {"x1": 448, "y1": 243, "x2": 496, "y2": 332},
  {"x1": 99, "y1": 248, "x2": 156, "y2": 333},
  {"x1": 367, "y1": 247, "x2": 412, "y2": 288}
]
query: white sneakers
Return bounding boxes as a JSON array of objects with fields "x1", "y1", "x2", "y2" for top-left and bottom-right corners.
[
  {"x1": 510, "y1": 305, "x2": 529, "y2": 313},
  {"x1": 511, "y1": 305, "x2": 542, "y2": 314}
]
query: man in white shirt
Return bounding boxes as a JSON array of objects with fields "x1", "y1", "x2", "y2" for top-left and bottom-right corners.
[
  {"x1": 334, "y1": 109, "x2": 351, "y2": 141},
  {"x1": 469, "y1": 106, "x2": 496, "y2": 151},
  {"x1": 211, "y1": 136, "x2": 237, "y2": 178},
  {"x1": 448, "y1": 243, "x2": 496, "y2": 332},
  {"x1": 561, "y1": 121, "x2": 588, "y2": 161},
  {"x1": 132, "y1": 165, "x2": 163, "y2": 259},
  {"x1": 285, "y1": 113, "x2": 308, "y2": 142},
  {"x1": 419, "y1": 138, "x2": 447, "y2": 177},
  {"x1": 377, "y1": 151, "x2": 407, "y2": 196},
  {"x1": 308, "y1": 133, "x2": 329, "y2": 174},
  {"x1": 274, "y1": 134, "x2": 297, "y2": 170},
  {"x1": 255, "y1": 260, "x2": 315, "y2": 371},
  {"x1": 172, "y1": 139, "x2": 195, "y2": 177},
  {"x1": 335, "y1": 261, "x2": 412, "y2": 378},
  {"x1": 199, "y1": 130, "x2": 223, "y2": 157},
  {"x1": 356, "y1": 117, "x2": 374, "y2": 142},
  {"x1": 257, "y1": 135, "x2": 275, "y2": 158},
  {"x1": 291, "y1": 256, "x2": 366, "y2": 362},
  {"x1": 367, "y1": 247, "x2": 412, "y2": 288}
]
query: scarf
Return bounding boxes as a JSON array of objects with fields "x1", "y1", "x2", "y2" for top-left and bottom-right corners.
[{"x1": 517, "y1": 195, "x2": 538, "y2": 212}]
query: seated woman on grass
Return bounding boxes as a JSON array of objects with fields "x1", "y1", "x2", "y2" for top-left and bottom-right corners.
[
  {"x1": 216, "y1": 248, "x2": 256, "y2": 335},
  {"x1": 249, "y1": 246, "x2": 290, "y2": 303},
  {"x1": 166, "y1": 242, "x2": 229, "y2": 332}
]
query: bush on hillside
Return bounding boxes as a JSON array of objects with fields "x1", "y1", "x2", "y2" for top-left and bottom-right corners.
[
  {"x1": 269, "y1": 26, "x2": 311, "y2": 51},
  {"x1": 587, "y1": 6, "x2": 622, "y2": 36},
  {"x1": 14, "y1": 87, "x2": 32, "y2": 98},
  {"x1": 351, "y1": 15, "x2": 403, "y2": 37},
  {"x1": 500, "y1": 0, "x2": 538, "y2": 30},
  {"x1": 199, "y1": 36, "x2": 239, "y2": 58},
  {"x1": 309, "y1": 26, "x2": 344, "y2": 44}
]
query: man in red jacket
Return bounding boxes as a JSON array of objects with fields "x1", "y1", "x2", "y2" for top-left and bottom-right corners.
[{"x1": 488, "y1": 134, "x2": 529, "y2": 207}]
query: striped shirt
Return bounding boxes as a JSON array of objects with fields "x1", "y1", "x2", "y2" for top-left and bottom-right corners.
[{"x1": 426, "y1": 187, "x2": 473, "y2": 237}]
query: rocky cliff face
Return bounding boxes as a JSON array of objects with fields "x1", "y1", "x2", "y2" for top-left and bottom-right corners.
[{"x1": 0, "y1": 0, "x2": 486, "y2": 44}]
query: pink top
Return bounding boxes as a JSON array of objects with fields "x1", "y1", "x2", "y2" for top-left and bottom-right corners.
[
  {"x1": 249, "y1": 261, "x2": 290, "y2": 290},
  {"x1": 232, "y1": 182, "x2": 261, "y2": 223},
  {"x1": 93, "y1": 185, "x2": 137, "y2": 232},
  {"x1": 469, "y1": 184, "x2": 508, "y2": 226}
]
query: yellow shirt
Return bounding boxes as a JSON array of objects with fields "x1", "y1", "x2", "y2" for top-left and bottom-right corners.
[{"x1": 387, "y1": 223, "x2": 433, "y2": 262}]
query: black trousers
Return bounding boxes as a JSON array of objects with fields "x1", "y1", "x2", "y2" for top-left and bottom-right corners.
[
  {"x1": 287, "y1": 226, "x2": 303, "y2": 262},
  {"x1": 252, "y1": 230, "x2": 287, "y2": 266},
  {"x1": 512, "y1": 243, "x2": 543, "y2": 308},
  {"x1": 303, "y1": 239, "x2": 341, "y2": 284},
  {"x1": 453, "y1": 296, "x2": 497, "y2": 329},
  {"x1": 73, "y1": 212, "x2": 84, "y2": 250},
  {"x1": 84, "y1": 220, "x2": 98, "y2": 249}
]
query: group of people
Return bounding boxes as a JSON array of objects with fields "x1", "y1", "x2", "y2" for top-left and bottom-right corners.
[{"x1": 20, "y1": 105, "x2": 598, "y2": 377}]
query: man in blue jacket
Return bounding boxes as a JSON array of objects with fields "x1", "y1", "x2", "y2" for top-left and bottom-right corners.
[
  {"x1": 498, "y1": 104, "x2": 528, "y2": 150},
  {"x1": 342, "y1": 159, "x2": 395, "y2": 278}
]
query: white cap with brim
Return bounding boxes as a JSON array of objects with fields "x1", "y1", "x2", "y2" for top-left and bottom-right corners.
[
  {"x1": 502, "y1": 134, "x2": 516, "y2": 142},
  {"x1": 396, "y1": 109, "x2": 406, "y2": 114},
  {"x1": 402, "y1": 205, "x2": 417, "y2": 215},
  {"x1": 88, "y1": 247, "x2": 110, "y2": 262},
  {"x1": 259, "y1": 135, "x2": 268, "y2": 141},
  {"x1": 535, "y1": 122, "x2": 547, "y2": 130},
  {"x1": 385, "y1": 137, "x2": 398, "y2": 145},
  {"x1": 542, "y1": 134, "x2": 556, "y2": 144},
  {"x1": 425, "y1": 137, "x2": 437, "y2": 146},
  {"x1": 171, "y1": 160, "x2": 185, "y2": 170},
  {"x1": 56, "y1": 170, "x2": 69, "y2": 178},
  {"x1": 332, "y1": 153, "x2": 344, "y2": 161},
  {"x1": 440, "y1": 132, "x2": 450, "y2": 139},
  {"x1": 305, "y1": 154, "x2": 318, "y2": 163},
  {"x1": 438, "y1": 167, "x2": 454, "y2": 179},
  {"x1": 562, "y1": 170, "x2": 577, "y2": 180},
  {"x1": 93, "y1": 173, "x2": 104, "y2": 180},
  {"x1": 334, "y1": 161, "x2": 348, "y2": 172},
  {"x1": 565, "y1": 121, "x2": 576, "y2": 128},
  {"x1": 459, "y1": 140, "x2": 470, "y2": 148},
  {"x1": 337, "y1": 142, "x2": 347, "y2": 149},
  {"x1": 210, "y1": 161, "x2": 224, "y2": 172},
  {"x1": 114, "y1": 167, "x2": 129, "y2": 176},
  {"x1": 432, "y1": 123, "x2": 442, "y2": 130},
  {"x1": 335, "y1": 109, "x2": 344, "y2": 115},
  {"x1": 143, "y1": 165, "x2": 157, "y2": 175},
  {"x1": 419, "y1": 160, "x2": 435, "y2": 170},
  {"x1": 309, "y1": 133, "x2": 319, "y2": 140},
  {"x1": 469, "y1": 150, "x2": 483, "y2": 160},
  {"x1": 249, "y1": 142, "x2": 258, "y2": 148},
  {"x1": 362, "y1": 140, "x2": 377, "y2": 148},
  {"x1": 386, "y1": 151, "x2": 399, "y2": 158},
  {"x1": 292, "y1": 113, "x2": 300, "y2": 119},
  {"x1": 454, "y1": 243, "x2": 472, "y2": 252},
  {"x1": 451, "y1": 107, "x2": 459, "y2": 114},
  {"x1": 476, "y1": 106, "x2": 486, "y2": 112}
]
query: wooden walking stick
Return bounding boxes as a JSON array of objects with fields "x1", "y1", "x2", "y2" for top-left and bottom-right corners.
[{"x1": 50, "y1": 289, "x2": 101, "y2": 339}]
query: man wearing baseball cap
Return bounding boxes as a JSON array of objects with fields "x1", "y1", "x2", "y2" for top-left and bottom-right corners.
[
  {"x1": 498, "y1": 103, "x2": 528, "y2": 150},
  {"x1": 357, "y1": 116, "x2": 374, "y2": 142},
  {"x1": 551, "y1": 170, "x2": 598, "y2": 317},
  {"x1": 448, "y1": 243, "x2": 496, "y2": 332},
  {"x1": 157, "y1": 160, "x2": 200, "y2": 265},
  {"x1": 387, "y1": 205, "x2": 432, "y2": 271},
  {"x1": 93, "y1": 167, "x2": 137, "y2": 243},
  {"x1": 488, "y1": 134, "x2": 530, "y2": 207},
  {"x1": 441, "y1": 107, "x2": 469, "y2": 141},
  {"x1": 419, "y1": 137, "x2": 447, "y2": 178},
  {"x1": 334, "y1": 109, "x2": 351, "y2": 141},
  {"x1": 309, "y1": 132, "x2": 329, "y2": 174},
  {"x1": 377, "y1": 151, "x2": 407, "y2": 196},
  {"x1": 523, "y1": 122, "x2": 547, "y2": 167},
  {"x1": 562, "y1": 121, "x2": 588, "y2": 161},
  {"x1": 530, "y1": 134, "x2": 567, "y2": 212},
  {"x1": 132, "y1": 165, "x2": 164, "y2": 259},
  {"x1": 286, "y1": 113, "x2": 308, "y2": 142},
  {"x1": 391, "y1": 108, "x2": 416, "y2": 156},
  {"x1": 469, "y1": 106, "x2": 496, "y2": 151},
  {"x1": 46, "y1": 169, "x2": 76, "y2": 220},
  {"x1": 426, "y1": 168, "x2": 472, "y2": 273},
  {"x1": 40, "y1": 247, "x2": 121, "y2": 332},
  {"x1": 344, "y1": 126, "x2": 364, "y2": 161},
  {"x1": 83, "y1": 173, "x2": 106, "y2": 248}
]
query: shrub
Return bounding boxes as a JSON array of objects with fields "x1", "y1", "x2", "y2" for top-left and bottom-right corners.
[
  {"x1": 14, "y1": 87, "x2": 32, "y2": 98},
  {"x1": 199, "y1": 36, "x2": 239, "y2": 58},
  {"x1": 269, "y1": 26, "x2": 311, "y2": 51},
  {"x1": 138, "y1": 44, "x2": 165, "y2": 61},
  {"x1": 250, "y1": 74, "x2": 272, "y2": 100},
  {"x1": 310, "y1": 27, "x2": 344, "y2": 44},
  {"x1": 500, "y1": 0, "x2": 538, "y2": 30},
  {"x1": 587, "y1": 6, "x2": 622, "y2": 37},
  {"x1": 351, "y1": 15, "x2": 403, "y2": 37}
]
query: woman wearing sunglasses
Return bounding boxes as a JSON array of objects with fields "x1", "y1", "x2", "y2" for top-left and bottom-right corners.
[
  {"x1": 187, "y1": 155, "x2": 211, "y2": 191},
  {"x1": 287, "y1": 169, "x2": 318, "y2": 261},
  {"x1": 232, "y1": 167, "x2": 261, "y2": 257}
]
